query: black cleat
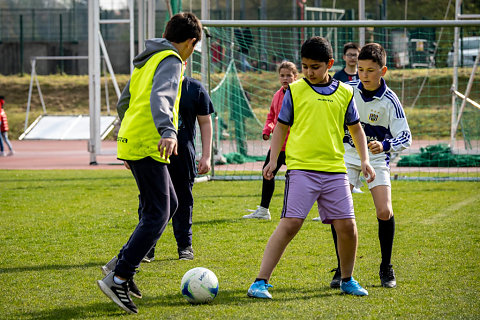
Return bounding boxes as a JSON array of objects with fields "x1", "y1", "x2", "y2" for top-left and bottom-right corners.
[
  {"x1": 379, "y1": 264, "x2": 397, "y2": 288},
  {"x1": 330, "y1": 267, "x2": 341, "y2": 288},
  {"x1": 128, "y1": 278, "x2": 142, "y2": 299}
]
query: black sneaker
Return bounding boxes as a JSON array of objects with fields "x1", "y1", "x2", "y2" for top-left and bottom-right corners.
[
  {"x1": 128, "y1": 278, "x2": 142, "y2": 299},
  {"x1": 97, "y1": 272, "x2": 138, "y2": 314},
  {"x1": 379, "y1": 264, "x2": 397, "y2": 288},
  {"x1": 178, "y1": 246, "x2": 194, "y2": 260},
  {"x1": 330, "y1": 267, "x2": 341, "y2": 288}
]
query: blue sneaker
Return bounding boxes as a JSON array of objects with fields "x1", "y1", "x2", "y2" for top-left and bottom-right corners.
[
  {"x1": 340, "y1": 278, "x2": 368, "y2": 296},
  {"x1": 247, "y1": 280, "x2": 273, "y2": 299}
]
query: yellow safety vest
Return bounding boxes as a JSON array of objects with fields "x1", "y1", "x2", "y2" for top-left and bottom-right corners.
[
  {"x1": 286, "y1": 79, "x2": 353, "y2": 173},
  {"x1": 117, "y1": 50, "x2": 183, "y2": 163}
]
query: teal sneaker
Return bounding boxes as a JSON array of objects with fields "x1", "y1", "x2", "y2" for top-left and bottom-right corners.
[
  {"x1": 247, "y1": 280, "x2": 273, "y2": 299},
  {"x1": 340, "y1": 278, "x2": 368, "y2": 296}
]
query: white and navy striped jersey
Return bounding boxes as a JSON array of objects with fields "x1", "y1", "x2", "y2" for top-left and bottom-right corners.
[{"x1": 343, "y1": 78, "x2": 412, "y2": 167}]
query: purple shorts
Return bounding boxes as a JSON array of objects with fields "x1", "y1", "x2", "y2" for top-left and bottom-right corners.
[{"x1": 281, "y1": 170, "x2": 355, "y2": 224}]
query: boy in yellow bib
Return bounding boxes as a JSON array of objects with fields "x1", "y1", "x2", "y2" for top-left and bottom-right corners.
[
  {"x1": 247, "y1": 37, "x2": 375, "y2": 298},
  {"x1": 97, "y1": 13, "x2": 202, "y2": 314}
]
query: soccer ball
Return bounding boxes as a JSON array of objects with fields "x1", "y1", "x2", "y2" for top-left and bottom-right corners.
[{"x1": 181, "y1": 267, "x2": 219, "y2": 304}]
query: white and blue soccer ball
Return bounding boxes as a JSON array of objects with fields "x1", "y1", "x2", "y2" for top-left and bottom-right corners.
[{"x1": 181, "y1": 267, "x2": 219, "y2": 304}]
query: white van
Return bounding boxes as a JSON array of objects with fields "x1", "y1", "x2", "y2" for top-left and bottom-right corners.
[{"x1": 447, "y1": 36, "x2": 480, "y2": 67}]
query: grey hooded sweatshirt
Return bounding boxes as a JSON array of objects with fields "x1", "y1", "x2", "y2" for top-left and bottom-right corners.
[{"x1": 117, "y1": 38, "x2": 183, "y2": 140}]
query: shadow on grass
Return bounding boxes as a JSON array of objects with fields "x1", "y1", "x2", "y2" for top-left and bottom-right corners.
[
  {"x1": 142, "y1": 286, "x2": 338, "y2": 308},
  {"x1": 16, "y1": 301, "x2": 129, "y2": 320},
  {"x1": 0, "y1": 261, "x2": 102, "y2": 274},
  {"x1": 15, "y1": 287, "x2": 339, "y2": 319}
]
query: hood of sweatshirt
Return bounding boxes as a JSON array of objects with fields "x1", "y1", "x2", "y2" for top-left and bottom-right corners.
[{"x1": 132, "y1": 38, "x2": 179, "y2": 69}]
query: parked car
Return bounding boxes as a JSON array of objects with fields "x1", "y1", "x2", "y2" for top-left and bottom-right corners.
[
  {"x1": 409, "y1": 38, "x2": 436, "y2": 68},
  {"x1": 447, "y1": 36, "x2": 480, "y2": 67}
]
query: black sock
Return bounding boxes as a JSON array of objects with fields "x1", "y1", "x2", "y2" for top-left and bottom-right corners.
[
  {"x1": 341, "y1": 277, "x2": 352, "y2": 283},
  {"x1": 260, "y1": 177, "x2": 274, "y2": 208},
  {"x1": 378, "y1": 215, "x2": 395, "y2": 268},
  {"x1": 255, "y1": 278, "x2": 268, "y2": 284},
  {"x1": 331, "y1": 224, "x2": 340, "y2": 270}
]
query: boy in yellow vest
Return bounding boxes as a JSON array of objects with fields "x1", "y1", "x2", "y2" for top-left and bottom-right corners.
[
  {"x1": 247, "y1": 36, "x2": 375, "y2": 299},
  {"x1": 97, "y1": 12, "x2": 202, "y2": 314}
]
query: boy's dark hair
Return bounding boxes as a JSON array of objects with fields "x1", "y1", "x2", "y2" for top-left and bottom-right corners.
[
  {"x1": 0, "y1": 96, "x2": 4, "y2": 100},
  {"x1": 301, "y1": 36, "x2": 333, "y2": 63},
  {"x1": 359, "y1": 43, "x2": 387, "y2": 67},
  {"x1": 164, "y1": 12, "x2": 202, "y2": 46},
  {"x1": 343, "y1": 42, "x2": 360, "y2": 55}
]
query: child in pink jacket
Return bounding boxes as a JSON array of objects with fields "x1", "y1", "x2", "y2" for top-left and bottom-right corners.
[
  {"x1": 0, "y1": 96, "x2": 14, "y2": 156},
  {"x1": 243, "y1": 61, "x2": 298, "y2": 220}
]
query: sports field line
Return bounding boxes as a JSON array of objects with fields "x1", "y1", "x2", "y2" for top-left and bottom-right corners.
[{"x1": 420, "y1": 195, "x2": 478, "y2": 224}]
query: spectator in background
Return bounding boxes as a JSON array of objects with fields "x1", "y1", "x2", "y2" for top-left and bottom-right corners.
[
  {"x1": 235, "y1": 28, "x2": 253, "y2": 72},
  {"x1": 211, "y1": 39, "x2": 225, "y2": 73},
  {"x1": 333, "y1": 42, "x2": 360, "y2": 83},
  {"x1": 0, "y1": 96, "x2": 14, "y2": 156}
]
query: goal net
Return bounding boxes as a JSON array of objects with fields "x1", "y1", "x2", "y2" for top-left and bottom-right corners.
[{"x1": 189, "y1": 22, "x2": 480, "y2": 181}]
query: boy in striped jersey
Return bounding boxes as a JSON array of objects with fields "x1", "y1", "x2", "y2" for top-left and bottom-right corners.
[{"x1": 329, "y1": 43, "x2": 412, "y2": 289}]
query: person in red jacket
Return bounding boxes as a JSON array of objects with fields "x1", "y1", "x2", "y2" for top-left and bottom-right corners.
[
  {"x1": 0, "y1": 96, "x2": 14, "y2": 156},
  {"x1": 243, "y1": 61, "x2": 298, "y2": 220}
]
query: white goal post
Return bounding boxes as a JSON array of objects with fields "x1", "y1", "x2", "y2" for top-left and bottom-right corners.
[{"x1": 198, "y1": 18, "x2": 480, "y2": 181}]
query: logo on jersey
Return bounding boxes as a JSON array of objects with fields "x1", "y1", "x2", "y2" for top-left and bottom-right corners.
[
  {"x1": 369, "y1": 110, "x2": 380, "y2": 122},
  {"x1": 317, "y1": 98, "x2": 334, "y2": 103}
]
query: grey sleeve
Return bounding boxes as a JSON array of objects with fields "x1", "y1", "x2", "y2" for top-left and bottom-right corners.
[
  {"x1": 151, "y1": 55, "x2": 183, "y2": 139},
  {"x1": 116, "y1": 80, "x2": 131, "y2": 121}
]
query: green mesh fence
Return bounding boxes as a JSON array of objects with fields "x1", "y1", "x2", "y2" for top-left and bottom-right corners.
[
  {"x1": 210, "y1": 61, "x2": 264, "y2": 164},
  {"x1": 460, "y1": 102, "x2": 480, "y2": 150},
  {"x1": 186, "y1": 24, "x2": 480, "y2": 180}
]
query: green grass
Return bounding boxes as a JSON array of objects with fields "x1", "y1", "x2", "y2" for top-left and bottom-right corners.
[{"x1": 1, "y1": 170, "x2": 479, "y2": 319}]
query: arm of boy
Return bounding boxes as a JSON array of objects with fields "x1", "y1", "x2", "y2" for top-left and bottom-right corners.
[
  {"x1": 151, "y1": 56, "x2": 183, "y2": 161},
  {"x1": 117, "y1": 80, "x2": 131, "y2": 121},
  {"x1": 197, "y1": 114, "x2": 213, "y2": 174},
  {"x1": 117, "y1": 83, "x2": 131, "y2": 170},
  {"x1": 263, "y1": 122, "x2": 288, "y2": 180},
  {"x1": 262, "y1": 96, "x2": 277, "y2": 139},
  {"x1": 347, "y1": 122, "x2": 376, "y2": 183}
]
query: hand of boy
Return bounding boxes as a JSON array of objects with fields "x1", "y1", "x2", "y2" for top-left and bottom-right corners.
[
  {"x1": 362, "y1": 162, "x2": 376, "y2": 183},
  {"x1": 197, "y1": 156, "x2": 211, "y2": 174},
  {"x1": 263, "y1": 160, "x2": 277, "y2": 180},
  {"x1": 158, "y1": 138, "x2": 178, "y2": 160},
  {"x1": 368, "y1": 141, "x2": 384, "y2": 154},
  {"x1": 263, "y1": 134, "x2": 270, "y2": 141}
]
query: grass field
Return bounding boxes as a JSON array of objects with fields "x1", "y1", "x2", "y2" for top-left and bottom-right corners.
[{"x1": 1, "y1": 170, "x2": 479, "y2": 319}]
